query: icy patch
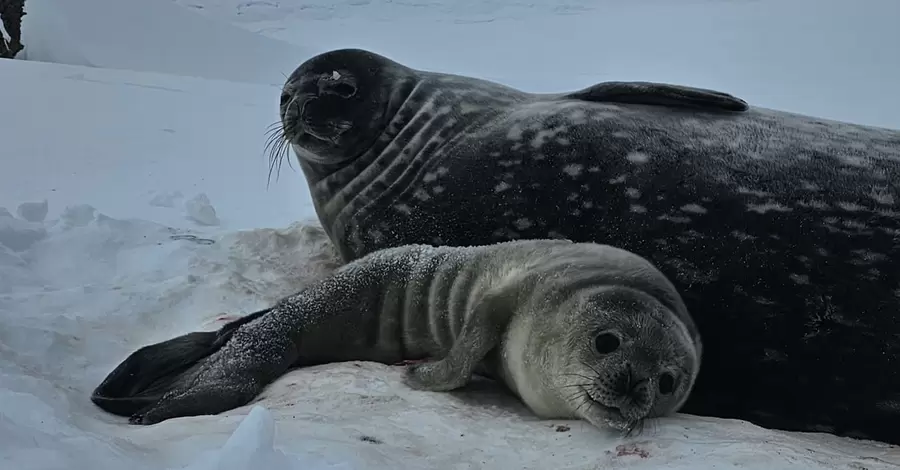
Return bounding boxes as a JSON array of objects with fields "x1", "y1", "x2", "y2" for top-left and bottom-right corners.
[
  {"x1": 0, "y1": 210, "x2": 47, "y2": 251},
  {"x1": 149, "y1": 191, "x2": 184, "y2": 209},
  {"x1": 16, "y1": 200, "x2": 49, "y2": 223},
  {"x1": 183, "y1": 406, "x2": 357, "y2": 470},
  {"x1": 59, "y1": 204, "x2": 98, "y2": 229},
  {"x1": 185, "y1": 193, "x2": 221, "y2": 226}
]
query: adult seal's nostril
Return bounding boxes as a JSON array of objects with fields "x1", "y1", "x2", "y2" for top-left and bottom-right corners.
[{"x1": 318, "y1": 73, "x2": 358, "y2": 98}]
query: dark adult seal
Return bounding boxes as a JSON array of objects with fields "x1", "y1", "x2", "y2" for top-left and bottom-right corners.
[
  {"x1": 270, "y1": 48, "x2": 900, "y2": 445},
  {"x1": 91, "y1": 240, "x2": 702, "y2": 432}
]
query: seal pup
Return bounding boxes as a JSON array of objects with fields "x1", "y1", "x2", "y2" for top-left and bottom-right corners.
[
  {"x1": 91, "y1": 239, "x2": 702, "y2": 432},
  {"x1": 271, "y1": 48, "x2": 900, "y2": 444}
]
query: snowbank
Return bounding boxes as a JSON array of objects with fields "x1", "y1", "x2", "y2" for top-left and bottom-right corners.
[
  {"x1": 19, "y1": 0, "x2": 314, "y2": 85},
  {"x1": 0, "y1": 58, "x2": 314, "y2": 231}
]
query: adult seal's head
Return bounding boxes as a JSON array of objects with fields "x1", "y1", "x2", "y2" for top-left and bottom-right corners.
[{"x1": 271, "y1": 48, "x2": 418, "y2": 170}]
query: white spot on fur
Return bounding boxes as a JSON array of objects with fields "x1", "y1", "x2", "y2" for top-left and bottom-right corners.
[
  {"x1": 837, "y1": 154, "x2": 869, "y2": 168},
  {"x1": 630, "y1": 205, "x2": 647, "y2": 213},
  {"x1": 507, "y1": 124, "x2": 525, "y2": 141},
  {"x1": 626, "y1": 151, "x2": 650, "y2": 164},
  {"x1": 432, "y1": 186, "x2": 446, "y2": 194},
  {"x1": 562, "y1": 164, "x2": 584, "y2": 177},
  {"x1": 393, "y1": 203, "x2": 412, "y2": 214},
  {"x1": 871, "y1": 188, "x2": 895, "y2": 205},
  {"x1": 609, "y1": 175, "x2": 627, "y2": 184},
  {"x1": 789, "y1": 274, "x2": 810, "y2": 285},
  {"x1": 513, "y1": 218, "x2": 533, "y2": 230},
  {"x1": 494, "y1": 182, "x2": 512, "y2": 193},
  {"x1": 413, "y1": 189, "x2": 430, "y2": 201},
  {"x1": 625, "y1": 188, "x2": 641, "y2": 199},
  {"x1": 680, "y1": 204, "x2": 707, "y2": 214},
  {"x1": 747, "y1": 202, "x2": 792, "y2": 214},
  {"x1": 837, "y1": 202, "x2": 866, "y2": 212},
  {"x1": 657, "y1": 214, "x2": 691, "y2": 224},
  {"x1": 737, "y1": 187, "x2": 771, "y2": 197},
  {"x1": 800, "y1": 181, "x2": 821, "y2": 191},
  {"x1": 731, "y1": 231, "x2": 756, "y2": 241},
  {"x1": 796, "y1": 200, "x2": 830, "y2": 210}
]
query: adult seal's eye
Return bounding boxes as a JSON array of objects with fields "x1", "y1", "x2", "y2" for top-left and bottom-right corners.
[
  {"x1": 594, "y1": 331, "x2": 621, "y2": 354},
  {"x1": 658, "y1": 372, "x2": 677, "y2": 395}
]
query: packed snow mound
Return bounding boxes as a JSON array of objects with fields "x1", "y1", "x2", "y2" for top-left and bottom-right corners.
[
  {"x1": 19, "y1": 0, "x2": 314, "y2": 85},
  {"x1": 1, "y1": 201, "x2": 898, "y2": 470},
  {"x1": 0, "y1": 58, "x2": 316, "y2": 232}
]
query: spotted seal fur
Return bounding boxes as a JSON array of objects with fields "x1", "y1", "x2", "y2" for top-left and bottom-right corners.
[{"x1": 271, "y1": 48, "x2": 900, "y2": 444}]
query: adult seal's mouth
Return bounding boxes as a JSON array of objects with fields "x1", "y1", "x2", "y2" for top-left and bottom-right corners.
[{"x1": 285, "y1": 94, "x2": 354, "y2": 145}]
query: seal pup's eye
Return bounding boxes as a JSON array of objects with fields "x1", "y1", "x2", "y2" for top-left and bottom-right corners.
[
  {"x1": 658, "y1": 372, "x2": 676, "y2": 395},
  {"x1": 280, "y1": 91, "x2": 291, "y2": 108},
  {"x1": 594, "y1": 331, "x2": 621, "y2": 354}
]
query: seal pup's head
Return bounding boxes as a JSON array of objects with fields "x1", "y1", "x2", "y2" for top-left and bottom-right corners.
[
  {"x1": 565, "y1": 285, "x2": 701, "y2": 433},
  {"x1": 504, "y1": 245, "x2": 702, "y2": 435},
  {"x1": 269, "y1": 48, "x2": 418, "y2": 179}
]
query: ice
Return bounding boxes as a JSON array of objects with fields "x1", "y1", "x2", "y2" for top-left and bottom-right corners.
[
  {"x1": 2, "y1": 0, "x2": 900, "y2": 469},
  {"x1": 0, "y1": 210, "x2": 47, "y2": 251},
  {"x1": 185, "y1": 193, "x2": 221, "y2": 226},
  {"x1": 16, "y1": 200, "x2": 49, "y2": 223}
]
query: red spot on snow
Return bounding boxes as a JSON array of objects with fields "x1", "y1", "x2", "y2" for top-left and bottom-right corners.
[{"x1": 615, "y1": 443, "x2": 650, "y2": 458}]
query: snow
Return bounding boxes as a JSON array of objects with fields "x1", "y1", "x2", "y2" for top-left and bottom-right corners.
[{"x1": 1, "y1": 0, "x2": 900, "y2": 469}]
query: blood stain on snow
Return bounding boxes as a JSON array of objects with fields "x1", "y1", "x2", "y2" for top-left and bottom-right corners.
[{"x1": 613, "y1": 443, "x2": 651, "y2": 458}]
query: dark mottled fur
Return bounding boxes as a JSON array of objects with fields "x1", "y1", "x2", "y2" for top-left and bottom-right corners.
[
  {"x1": 92, "y1": 240, "x2": 700, "y2": 431},
  {"x1": 276, "y1": 49, "x2": 900, "y2": 444}
]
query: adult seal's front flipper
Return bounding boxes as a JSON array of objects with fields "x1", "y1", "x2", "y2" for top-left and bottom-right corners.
[
  {"x1": 90, "y1": 308, "x2": 271, "y2": 418},
  {"x1": 562, "y1": 81, "x2": 749, "y2": 112}
]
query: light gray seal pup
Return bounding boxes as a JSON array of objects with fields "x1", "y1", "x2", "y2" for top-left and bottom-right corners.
[
  {"x1": 269, "y1": 48, "x2": 900, "y2": 445},
  {"x1": 91, "y1": 239, "x2": 702, "y2": 433}
]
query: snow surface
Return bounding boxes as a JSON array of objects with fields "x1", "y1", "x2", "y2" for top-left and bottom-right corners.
[{"x1": 3, "y1": 0, "x2": 900, "y2": 469}]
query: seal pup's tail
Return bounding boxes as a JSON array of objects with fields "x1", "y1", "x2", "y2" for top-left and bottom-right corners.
[{"x1": 90, "y1": 308, "x2": 271, "y2": 417}]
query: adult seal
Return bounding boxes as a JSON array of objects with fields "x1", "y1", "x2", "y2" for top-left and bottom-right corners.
[
  {"x1": 271, "y1": 48, "x2": 900, "y2": 444},
  {"x1": 91, "y1": 239, "x2": 702, "y2": 432}
]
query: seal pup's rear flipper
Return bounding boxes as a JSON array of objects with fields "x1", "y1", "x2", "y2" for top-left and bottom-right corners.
[
  {"x1": 90, "y1": 308, "x2": 271, "y2": 418},
  {"x1": 563, "y1": 81, "x2": 749, "y2": 112}
]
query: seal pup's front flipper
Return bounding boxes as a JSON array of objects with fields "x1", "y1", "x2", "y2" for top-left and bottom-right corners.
[
  {"x1": 562, "y1": 81, "x2": 749, "y2": 112},
  {"x1": 403, "y1": 281, "x2": 519, "y2": 392},
  {"x1": 90, "y1": 307, "x2": 272, "y2": 419}
]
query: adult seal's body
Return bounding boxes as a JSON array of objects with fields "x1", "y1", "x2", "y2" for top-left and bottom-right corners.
[
  {"x1": 272, "y1": 48, "x2": 900, "y2": 444},
  {"x1": 92, "y1": 240, "x2": 702, "y2": 431}
]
